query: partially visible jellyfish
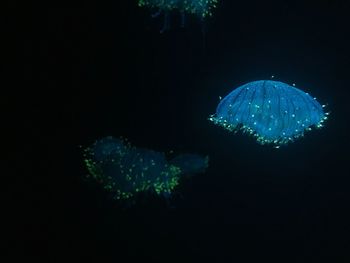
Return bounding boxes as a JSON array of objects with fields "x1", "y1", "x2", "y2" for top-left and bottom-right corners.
[
  {"x1": 137, "y1": 0, "x2": 219, "y2": 33},
  {"x1": 209, "y1": 80, "x2": 329, "y2": 147},
  {"x1": 83, "y1": 136, "x2": 209, "y2": 203}
]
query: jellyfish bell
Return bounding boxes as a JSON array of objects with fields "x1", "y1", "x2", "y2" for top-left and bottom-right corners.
[{"x1": 209, "y1": 80, "x2": 329, "y2": 146}]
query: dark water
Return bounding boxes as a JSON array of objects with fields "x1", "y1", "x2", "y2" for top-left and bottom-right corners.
[{"x1": 10, "y1": 0, "x2": 350, "y2": 262}]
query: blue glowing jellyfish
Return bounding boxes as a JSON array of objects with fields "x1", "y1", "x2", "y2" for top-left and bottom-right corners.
[
  {"x1": 137, "y1": 0, "x2": 219, "y2": 33},
  {"x1": 209, "y1": 80, "x2": 329, "y2": 147},
  {"x1": 83, "y1": 136, "x2": 209, "y2": 202}
]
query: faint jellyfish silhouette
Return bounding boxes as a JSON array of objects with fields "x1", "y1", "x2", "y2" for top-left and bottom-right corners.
[{"x1": 83, "y1": 136, "x2": 209, "y2": 203}]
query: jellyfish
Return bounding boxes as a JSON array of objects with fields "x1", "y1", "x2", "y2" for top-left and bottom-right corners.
[
  {"x1": 209, "y1": 80, "x2": 329, "y2": 147},
  {"x1": 137, "y1": 0, "x2": 219, "y2": 33},
  {"x1": 83, "y1": 136, "x2": 209, "y2": 202}
]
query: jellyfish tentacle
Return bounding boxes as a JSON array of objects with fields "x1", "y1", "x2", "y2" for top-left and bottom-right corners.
[
  {"x1": 180, "y1": 10, "x2": 186, "y2": 28},
  {"x1": 151, "y1": 9, "x2": 162, "y2": 18},
  {"x1": 160, "y1": 11, "x2": 170, "y2": 33}
]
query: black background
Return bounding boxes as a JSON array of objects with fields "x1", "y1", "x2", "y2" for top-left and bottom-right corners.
[{"x1": 9, "y1": 0, "x2": 350, "y2": 262}]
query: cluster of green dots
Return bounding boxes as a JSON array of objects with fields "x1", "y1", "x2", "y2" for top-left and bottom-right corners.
[{"x1": 83, "y1": 138, "x2": 182, "y2": 201}]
